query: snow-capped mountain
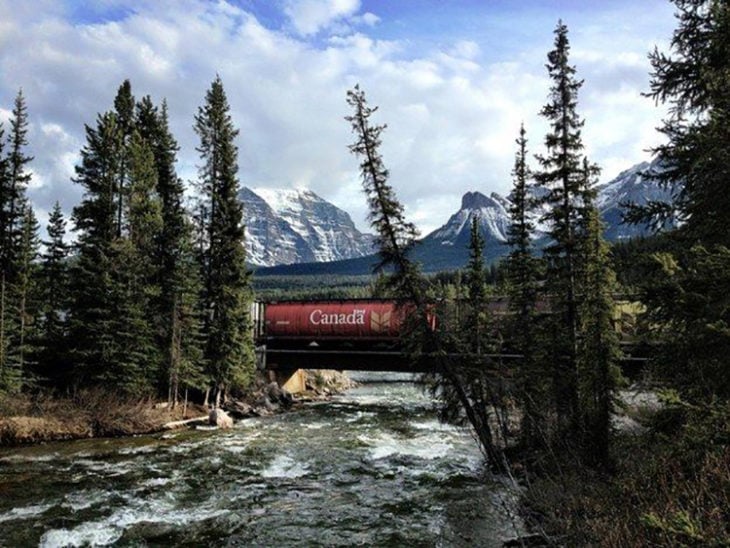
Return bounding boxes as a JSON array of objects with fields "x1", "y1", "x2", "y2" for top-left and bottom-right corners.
[
  {"x1": 242, "y1": 187, "x2": 375, "y2": 267},
  {"x1": 428, "y1": 191, "x2": 512, "y2": 246},
  {"x1": 595, "y1": 158, "x2": 675, "y2": 240},
  {"x1": 252, "y1": 160, "x2": 676, "y2": 275},
  {"x1": 416, "y1": 159, "x2": 674, "y2": 269}
]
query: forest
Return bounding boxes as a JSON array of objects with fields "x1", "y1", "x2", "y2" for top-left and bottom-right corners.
[
  {"x1": 0, "y1": 0, "x2": 728, "y2": 544},
  {"x1": 0, "y1": 77, "x2": 254, "y2": 408}
]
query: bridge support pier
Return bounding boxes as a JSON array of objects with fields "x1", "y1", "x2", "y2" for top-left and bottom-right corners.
[{"x1": 269, "y1": 369, "x2": 307, "y2": 394}]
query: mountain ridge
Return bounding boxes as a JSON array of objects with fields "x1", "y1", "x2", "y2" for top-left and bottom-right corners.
[{"x1": 252, "y1": 159, "x2": 674, "y2": 275}]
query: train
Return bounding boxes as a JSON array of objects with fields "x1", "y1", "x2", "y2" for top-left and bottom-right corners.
[{"x1": 252, "y1": 299, "x2": 432, "y2": 348}]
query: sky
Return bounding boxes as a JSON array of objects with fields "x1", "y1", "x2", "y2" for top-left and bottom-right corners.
[{"x1": 0, "y1": 0, "x2": 678, "y2": 236}]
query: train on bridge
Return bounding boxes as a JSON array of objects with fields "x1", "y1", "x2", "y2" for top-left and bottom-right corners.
[
  {"x1": 252, "y1": 299, "x2": 429, "y2": 349},
  {"x1": 252, "y1": 298, "x2": 646, "y2": 374}
]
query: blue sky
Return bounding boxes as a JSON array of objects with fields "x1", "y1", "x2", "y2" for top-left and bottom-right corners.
[{"x1": 0, "y1": 0, "x2": 677, "y2": 234}]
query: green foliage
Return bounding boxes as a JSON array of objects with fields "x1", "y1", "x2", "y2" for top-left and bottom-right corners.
[
  {"x1": 194, "y1": 76, "x2": 254, "y2": 402},
  {"x1": 345, "y1": 85, "x2": 424, "y2": 301},
  {"x1": 577, "y1": 205, "x2": 622, "y2": 466},
  {"x1": 634, "y1": 0, "x2": 730, "y2": 244},
  {"x1": 0, "y1": 91, "x2": 35, "y2": 395},
  {"x1": 505, "y1": 124, "x2": 545, "y2": 450},
  {"x1": 36, "y1": 203, "x2": 70, "y2": 388},
  {"x1": 641, "y1": 245, "x2": 730, "y2": 401},
  {"x1": 252, "y1": 274, "x2": 373, "y2": 301}
]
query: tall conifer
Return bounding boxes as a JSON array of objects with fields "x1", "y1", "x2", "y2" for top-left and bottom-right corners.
[
  {"x1": 194, "y1": 76, "x2": 254, "y2": 404},
  {"x1": 534, "y1": 21, "x2": 594, "y2": 435},
  {"x1": 0, "y1": 91, "x2": 34, "y2": 394},
  {"x1": 506, "y1": 124, "x2": 543, "y2": 448},
  {"x1": 68, "y1": 112, "x2": 122, "y2": 389},
  {"x1": 38, "y1": 202, "x2": 70, "y2": 388}
]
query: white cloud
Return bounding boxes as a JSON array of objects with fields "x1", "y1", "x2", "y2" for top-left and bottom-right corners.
[
  {"x1": 0, "y1": 0, "x2": 674, "y2": 237},
  {"x1": 284, "y1": 0, "x2": 361, "y2": 36}
]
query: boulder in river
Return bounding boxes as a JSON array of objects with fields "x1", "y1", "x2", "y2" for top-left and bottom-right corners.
[
  {"x1": 208, "y1": 408, "x2": 234, "y2": 429},
  {"x1": 266, "y1": 382, "x2": 294, "y2": 408}
]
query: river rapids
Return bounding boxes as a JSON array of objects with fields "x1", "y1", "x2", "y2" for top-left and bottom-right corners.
[{"x1": 0, "y1": 373, "x2": 524, "y2": 546}]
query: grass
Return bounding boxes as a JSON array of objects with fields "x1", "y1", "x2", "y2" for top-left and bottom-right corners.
[{"x1": 0, "y1": 389, "x2": 207, "y2": 446}]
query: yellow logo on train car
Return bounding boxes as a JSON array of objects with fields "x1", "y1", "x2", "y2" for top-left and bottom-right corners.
[{"x1": 371, "y1": 311, "x2": 392, "y2": 332}]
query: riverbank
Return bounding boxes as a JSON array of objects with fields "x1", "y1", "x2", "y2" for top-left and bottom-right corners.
[
  {"x1": 0, "y1": 370, "x2": 355, "y2": 447},
  {"x1": 517, "y1": 389, "x2": 730, "y2": 545}
]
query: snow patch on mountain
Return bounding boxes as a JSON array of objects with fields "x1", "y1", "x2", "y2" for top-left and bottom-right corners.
[
  {"x1": 242, "y1": 187, "x2": 374, "y2": 267},
  {"x1": 422, "y1": 159, "x2": 674, "y2": 252}
]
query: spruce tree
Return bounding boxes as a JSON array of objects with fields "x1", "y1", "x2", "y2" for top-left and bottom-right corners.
[
  {"x1": 38, "y1": 202, "x2": 70, "y2": 388},
  {"x1": 578, "y1": 201, "x2": 621, "y2": 467},
  {"x1": 635, "y1": 0, "x2": 730, "y2": 405},
  {"x1": 194, "y1": 76, "x2": 254, "y2": 405},
  {"x1": 506, "y1": 124, "x2": 544, "y2": 448},
  {"x1": 101, "y1": 131, "x2": 162, "y2": 395},
  {"x1": 13, "y1": 206, "x2": 40, "y2": 386},
  {"x1": 534, "y1": 21, "x2": 595, "y2": 436},
  {"x1": 346, "y1": 85, "x2": 506, "y2": 469},
  {"x1": 68, "y1": 112, "x2": 122, "y2": 389},
  {"x1": 628, "y1": 0, "x2": 730, "y2": 245},
  {"x1": 0, "y1": 91, "x2": 34, "y2": 394},
  {"x1": 345, "y1": 85, "x2": 423, "y2": 300},
  {"x1": 136, "y1": 97, "x2": 205, "y2": 402},
  {"x1": 113, "y1": 80, "x2": 135, "y2": 237}
]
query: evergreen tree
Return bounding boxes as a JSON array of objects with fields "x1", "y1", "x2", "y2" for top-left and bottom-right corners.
[
  {"x1": 534, "y1": 21, "x2": 595, "y2": 436},
  {"x1": 577, "y1": 202, "x2": 621, "y2": 467},
  {"x1": 465, "y1": 216, "x2": 487, "y2": 353},
  {"x1": 13, "y1": 206, "x2": 41, "y2": 386},
  {"x1": 0, "y1": 91, "x2": 34, "y2": 394},
  {"x1": 634, "y1": 0, "x2": 730, "y2": 405},
  {"x1": 68, "y1": 112, "x2": 122, "y2": 390},
  {"x1": 113, "y1": 80, "x2": 135, "y2": 237},
  {"x1": 37, "y1": 202, "x2": 70, "y2": 388},
  {"x1": 627, "y1": 0, "x2": 730, "y2": 245},
  {"x1": 100, "y1": 131, "x2": 162, "y2": 395},
  {"x1": 136, "y1": 97, "x2": 205, "y2": 402},
  {"x1": 505, "y1": 124, "x2": 544, "y2": 449},
  {"x1": 346, "y1": 85, "x2": 506, "y2": 469},
  {"x1": 194, "y1": 76, "x2": 254, "y2": 405},
  {"x1": 345, "y1": 85, "x2": 423, "y2": 300}
]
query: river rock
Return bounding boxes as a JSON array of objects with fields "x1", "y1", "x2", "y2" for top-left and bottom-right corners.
[
  {"x1": 208, "y1": 408, "x2": 234, "y2": 429},
  {"x1": 223, "y1": 400, "x2": 254, "y2": 420},
  {"x1": 266, "y1": 382, "x2": 294, "y2": 408}
]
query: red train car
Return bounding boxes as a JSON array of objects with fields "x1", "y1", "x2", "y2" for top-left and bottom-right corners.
[{"x1": 259, "y1": 299, "x2": 406, "y2": 341}]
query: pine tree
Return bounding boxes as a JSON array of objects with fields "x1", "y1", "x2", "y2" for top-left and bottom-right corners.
[
  {"x1": 68, "y1": 112, "x2": 122, "y2": 389},
  {"x1": 466, "y1": 216, "x2": 487, "y2": 353},
  {"x1": 100, "y1": 131, "x2": 162, "y2": 395},
  {"x1": 505, "y1": 124, "x2": 544, "y2": 448},
  {"x1": 346, "y1": 85, "x2": 506, "y2": 469},
  {"x1": 634, "y1": 1, "x2": 730, "y2": 405},
  {"x1": 534, "y1": 21, "x2": 595, "y2": 436},
  {"x1": 136, "y1": 97, "x2": 205, "y2": 402},
  {"x1": 13, "y1": 206, "x2": 40, "y2": 386},
  {"x1": 578, "y1": 202, "x2": 621, "y2": 467},
  {"x1": 194, "y1": 76, "x2": 254, "y2": 405},
  {"x1": 626, "y1": 0, "x2": 730, "y2": 245},
  {"x1": 0, "y1": 90, "x2": 34, "y2": 394},
  {"x1": 345, "y1": 85, "x2": 423, "y2": 300},
  {"x1": 38, "y1": 202, "x2": 70, "y2": 388},
  {"x1": 113, "y1": 80, "x2": 135, "y2": 238}
]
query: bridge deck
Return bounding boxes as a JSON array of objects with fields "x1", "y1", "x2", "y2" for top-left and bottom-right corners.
[{"x1": 258, "y1": 347, "x2": 648, "y2": 374}]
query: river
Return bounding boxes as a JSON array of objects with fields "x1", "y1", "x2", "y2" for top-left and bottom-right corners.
[{"x1": 0, "y1": 373, "x2": 524, "y2": 547}]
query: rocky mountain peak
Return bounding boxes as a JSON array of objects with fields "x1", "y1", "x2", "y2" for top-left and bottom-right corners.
[
  {"x1": 461, "y1": 191, "x2": 496, "y2": 210},
  {"x1": 242, "y1": 186, "x2": 374, "y2": 267}
]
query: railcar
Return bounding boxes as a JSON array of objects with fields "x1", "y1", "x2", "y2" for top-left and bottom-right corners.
[{"x1": 252, "y1": 299, "x2": 433, "y2": 349}]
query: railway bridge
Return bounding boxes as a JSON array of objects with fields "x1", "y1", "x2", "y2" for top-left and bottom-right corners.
[{"x1": 252, "y1": 299, "x2": 647, "y2": 392}]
